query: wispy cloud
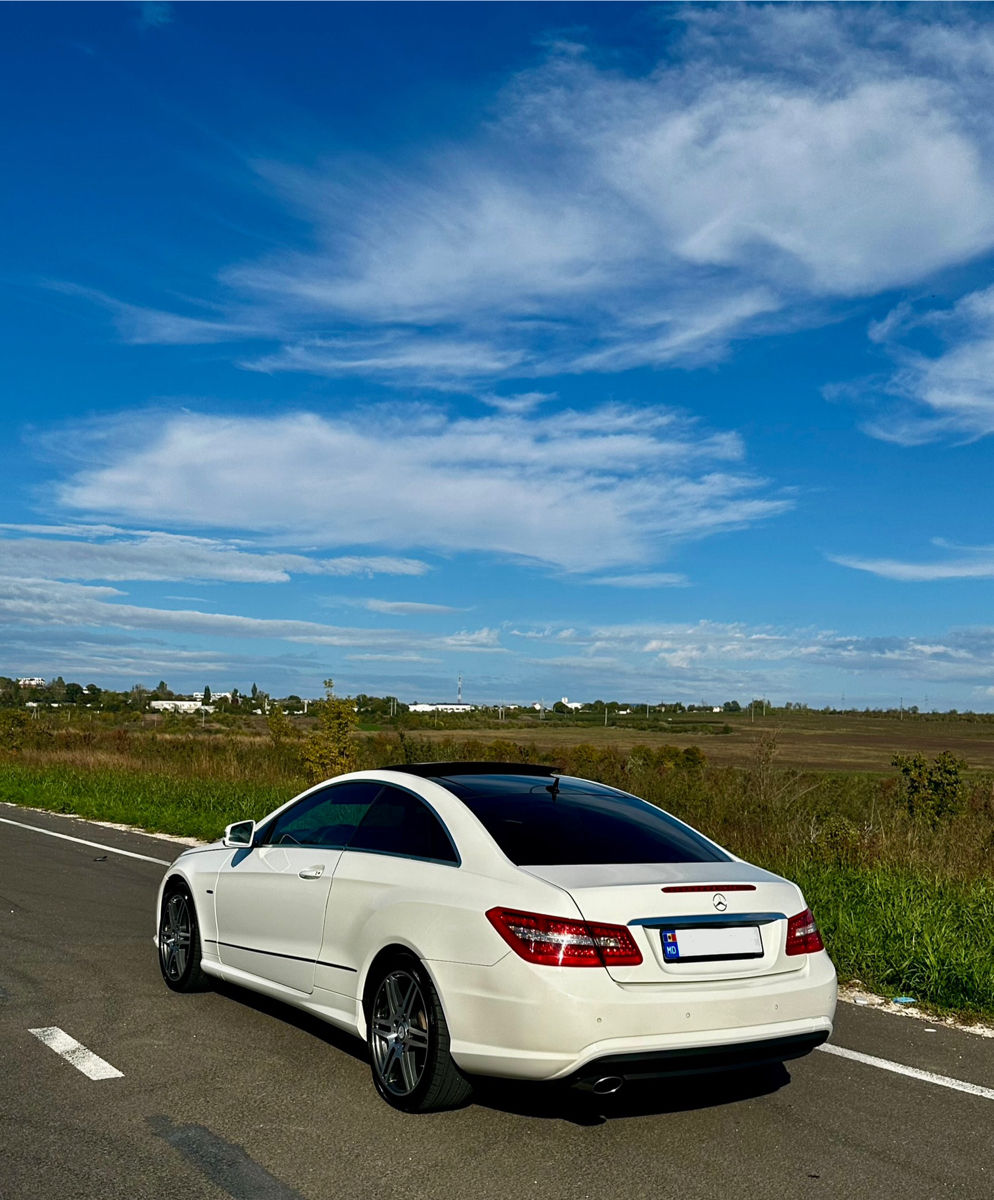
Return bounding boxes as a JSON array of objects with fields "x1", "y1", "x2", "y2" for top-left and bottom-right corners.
[
  {"x1": 832, "y1": 540, "x2": 994, "y2": 582},
  {"x1": 64, "y1": 8, "x2": 994, "y2": 388},
  {"x1": 582, "y1": 572, "x2": 689, "y2": 589},
  {"x1": 48, "y1": 284, "x2": 264, "y2": 345},
  {"x1": 851, "y1": 286, "x2": 994, "y2": 444},
  {"x1": 50, "y1": 405, "x2": 788, "y2": 572},
  {"x1": 138, "y1": 2, "x2": 172, "y2": 31},
  {"x1": 0, "y1": 528, "x2": 429, "y2": 584},
  {"x1": 360, "y1": 599, "x2": 465, "y2": 616},
  {"x1": 0, "y1": 577, "x2": 500, "y2": 654}
]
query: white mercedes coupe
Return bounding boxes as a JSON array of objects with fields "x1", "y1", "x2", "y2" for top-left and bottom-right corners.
[{"x1": 155, "y1": 763, "x2": 836, "y2": 1112}]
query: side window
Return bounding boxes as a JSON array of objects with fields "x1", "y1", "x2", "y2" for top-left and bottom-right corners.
[
  {"x1": 348, "y1": 786, "x2": 458, "y2": 864},
  {"x1": 262, "y1": 781, "x2": 382, "y2": 848}
]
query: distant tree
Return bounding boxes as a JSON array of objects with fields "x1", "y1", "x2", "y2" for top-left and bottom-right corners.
[
  {"x1": 154, "y1": 680, "x2": 171, "y2": 698},
  {"x1": 302, "y1": 679, "x2": 358, "y2": 782},
  {"x1": 129, "y1": 684, "x2": 149, "y2": 710},
  {"x1": 723, "y1": 700, "x2": 741, "y2": 713},
  {"x1": 251, "y1": 682, "x2": 259, "y2": 701},
  {"x1": 64, "y1": 682, "x2": 84, "y2": 704},
  {"x1": 267, "y1": 703, "x2": 297, "y2": 748},
  {"x1": 203, "y1": 685, "x2": 212, "y2": 705}
]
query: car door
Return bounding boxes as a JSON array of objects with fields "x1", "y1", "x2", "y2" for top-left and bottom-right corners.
[
  {"x1": 213, "y1": 780, "x2": 381, "y2": 993},
  {"x1": 314, "y1": 784, "x2": 460, "y2": 997}
]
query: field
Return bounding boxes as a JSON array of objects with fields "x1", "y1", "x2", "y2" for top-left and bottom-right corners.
[
  {"x1": 1, "y1": 708, "x2": 992, "y2": 1021},
  {"x1": 414, "y1": 709, "x2": 994, "y2": 772}
]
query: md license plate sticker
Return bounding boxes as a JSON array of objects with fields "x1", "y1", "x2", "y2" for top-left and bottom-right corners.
[{"x1": 662, "y1": 925, "x2": 763, "y2": 961}]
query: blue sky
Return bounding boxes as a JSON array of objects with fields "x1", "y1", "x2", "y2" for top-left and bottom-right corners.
[{"x1": 4, "y1": 2, "x2": 994, "y2": 708}]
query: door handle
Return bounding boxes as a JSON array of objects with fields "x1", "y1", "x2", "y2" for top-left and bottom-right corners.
[{"x1": 298, "y1": 866, "x2": 325, "y2": 879}]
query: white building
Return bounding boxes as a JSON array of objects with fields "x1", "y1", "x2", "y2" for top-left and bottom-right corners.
[
  {"x1": 408, "y1": 703, "x2": 475, "y2": 713},
  {"x1": 17, "y1": 677, "x2": 45, "y2": 688},
  {"x1": 149, "y1": 700, "x2": 214, "y2": 714}
]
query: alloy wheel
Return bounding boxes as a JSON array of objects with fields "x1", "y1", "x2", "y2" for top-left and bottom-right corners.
[{"x1": 370, "y1": 969, "x2": 431, "y2": 1097}]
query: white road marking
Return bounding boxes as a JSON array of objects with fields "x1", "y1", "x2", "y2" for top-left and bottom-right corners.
[
  {"x1": 0, "y1": 815, "x2": 171, "y2": 865},
  {"x1": 29, "y1": 1027, "x2": 124, "y2": 1080},
  {"x1": 818, "y1": 1042, "x2": 994, "y2": 1101}
]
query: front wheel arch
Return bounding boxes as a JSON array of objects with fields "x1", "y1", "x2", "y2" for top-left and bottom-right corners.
[{"x1": 157, "y1": 879, "x2": 210, "y2": 993}]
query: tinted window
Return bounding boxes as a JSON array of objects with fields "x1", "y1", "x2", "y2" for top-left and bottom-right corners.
[
  {"x1": 440, "y1": 775, "x2": 728, "y2": 866},
  {"x1": 348, "y1": 786, "x2": 458, "y2": 863},
  {"x1": 262, "y1": 781, "x2": 382, "y2": 847}
]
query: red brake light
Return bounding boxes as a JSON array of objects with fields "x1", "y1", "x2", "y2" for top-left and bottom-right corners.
[
  {"x1": 785, "y1": 908, "x2": 824, "y2": 956},
  {"x1": 486, "y1": 907, "x2": 643, "y2": 968}
]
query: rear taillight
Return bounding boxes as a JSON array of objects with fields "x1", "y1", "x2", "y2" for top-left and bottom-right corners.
[
  {"x1": 486, "y1": 907, "x2": 643, "y2": 967},
  {"x1": 785, "y1": 908, "x2": 824, "y2": 956}
]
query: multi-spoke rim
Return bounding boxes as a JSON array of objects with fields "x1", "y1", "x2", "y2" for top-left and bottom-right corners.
[
  {"x1": 160, "y1": 892, "x2": 192, "y2": 982},
  {"x1": 370, "y1": 970, "x2": 431, "y2": 1097}
]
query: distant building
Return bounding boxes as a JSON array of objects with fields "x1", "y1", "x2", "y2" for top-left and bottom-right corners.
[
  {"x1": 17, "y1": 677, "x2": 45, "y2": 688},
  {"x1": 408, "y1": 703, "x2": 475, "y2": 713},
  {"x1": 149, "y1": 700, "x2": 214, "y2": 714},
  {"x1": 560, "y1": 697, "x2": 583, "y2": 711}
]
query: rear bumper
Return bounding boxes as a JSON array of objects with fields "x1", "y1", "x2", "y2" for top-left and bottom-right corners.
[
  {"x1": 569, "y1": 1029, "x2": 829, "y2": 1089},
  {"x1": 428, "y1": 950, "x2": 837, "y2": 1082}
]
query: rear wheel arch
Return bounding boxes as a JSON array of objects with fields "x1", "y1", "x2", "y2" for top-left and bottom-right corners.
[
  {"x1": 361, "y1": 944, "x2": 423, "y2": 1020},
  {"x1": 363, "y1": 949, "x2": 472, "y2": 1112}
]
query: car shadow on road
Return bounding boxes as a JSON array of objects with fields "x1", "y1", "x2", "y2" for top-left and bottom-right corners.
[
  {"x1": 210, "y1": 979, "x2": 369, "y2": 1065},
  {"x1": 208, "y1": 978, "x2": 792, "y2": 1126},
  {"x1": 472, "y1": 1063, "x2": 792, "y2": 1125}
]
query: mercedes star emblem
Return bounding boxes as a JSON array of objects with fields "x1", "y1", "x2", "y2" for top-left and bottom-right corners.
[{"x1": 712, "y1": 893, "x2": 728, "y2": 912}]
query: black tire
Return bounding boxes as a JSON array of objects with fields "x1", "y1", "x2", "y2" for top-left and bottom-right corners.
[
  {"x1": 158, "y1": 883, "x2": 210, "y2": 993},
  {"x1": 366, "y1": 955, "x2": 472, "y2": 1113}
]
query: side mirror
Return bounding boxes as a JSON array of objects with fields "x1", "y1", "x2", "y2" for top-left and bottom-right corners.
[{"x1": 223, "y1": 820, "x2": 255, "y2": 848}]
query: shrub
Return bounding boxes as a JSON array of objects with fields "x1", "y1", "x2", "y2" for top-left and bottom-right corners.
[{"x1": 891, "y1": 751, "x2": 964, "y2": 825}]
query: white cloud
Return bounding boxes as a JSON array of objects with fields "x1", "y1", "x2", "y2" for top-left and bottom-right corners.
[
  {"x1": 0, "y1": 529, "x2": 429, "y2": 584},
  {"x1": 65, "y1": 8, "x2": 994, "y2": 386},
  {"x1": 0, "y1": 577, "x2": 500, "y2": 654},
  {"x1": 48, "y1": 284, "x2": 264, "y2": 345},
  {"x1": 51, "y1": 406, "x2": 788, "y2": 572},
  {"x1": 832, "y1": 541, "x2": 994, "y2": 582},
  {"x1": 583, "y1": 573, "x2": 689, "y2": 589},
  {"x1": 361, "y1": 599, "x2": 464, "y2": 616},
  {"x1": 856, "y1": 286, "x2": 994, "y2": 444},
  {"x1": 6, "y1": 574, "x2": 994, "y2": 703}
]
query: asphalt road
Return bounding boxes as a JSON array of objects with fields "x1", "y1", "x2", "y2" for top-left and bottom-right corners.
[{"x1": 2, "y1": 802, "x2": 992, "y2": 1200}]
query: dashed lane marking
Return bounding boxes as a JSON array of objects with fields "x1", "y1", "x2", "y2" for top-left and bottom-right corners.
[
  {"x1": 0, "y1": 815, "x2": 171, "y2": 865},
  {"x1": 29, "y1": 1027, "x2": 124, "y2": 1080},
  {"x1": 818, "y1": 1042, "x2": 994, "y2": 1101}
]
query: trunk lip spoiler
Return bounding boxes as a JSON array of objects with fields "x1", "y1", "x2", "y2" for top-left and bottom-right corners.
[{"x1": 628, "y1": 912, "x2": 786, "y2": 928}]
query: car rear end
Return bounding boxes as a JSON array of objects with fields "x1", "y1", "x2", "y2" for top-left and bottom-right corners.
[{"x1": 424, "y1": 769, "x2": 836, "y2": 1086}]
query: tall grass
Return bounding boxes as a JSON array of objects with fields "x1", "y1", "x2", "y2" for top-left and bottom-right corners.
[{"x1": 2, "y1": 723, "x2": 992, "y2": 1016}]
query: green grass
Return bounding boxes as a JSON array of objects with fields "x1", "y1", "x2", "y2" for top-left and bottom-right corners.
[
  {"x1": 775, "y1": 861, "x2": 994, "y2": 1017},
  {"x1": 0, "y1": 762, "x2": 294, "y2": 842},
  {"x1": 2, "y1": 723, "x2": 992, "y2": 1021}
]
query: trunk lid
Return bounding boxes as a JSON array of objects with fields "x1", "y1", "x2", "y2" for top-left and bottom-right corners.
[{"x1": 525, "y1": 860, "x2": 806, "y2": 983}]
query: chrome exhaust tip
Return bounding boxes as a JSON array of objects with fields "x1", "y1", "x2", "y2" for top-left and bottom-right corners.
[{"x1": 590, "y1": 1075, "x2": 624, "y2": 1096}]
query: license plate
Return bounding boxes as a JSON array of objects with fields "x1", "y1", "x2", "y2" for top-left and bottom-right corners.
[{"x1": 661, "y1": 925, "x2": 763, "y2": 961}]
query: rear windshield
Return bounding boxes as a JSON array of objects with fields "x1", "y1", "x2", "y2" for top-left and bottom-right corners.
[{"x1": 439, "y1": 774, "x2": 730, "y2": 865}]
